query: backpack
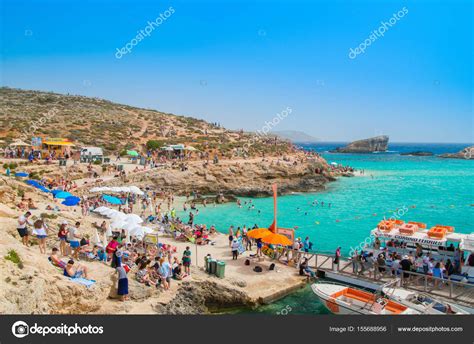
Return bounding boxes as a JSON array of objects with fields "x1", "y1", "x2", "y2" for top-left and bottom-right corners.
[
  {"x1": 244, "y1": 259, "x2": 250, "y2": 266},
  {"x1": 269, "y1": 263, "x2": 275, "y2": 271},
  {"x1": 253, "y1": 266, "x2": 263, "y2": 273}
]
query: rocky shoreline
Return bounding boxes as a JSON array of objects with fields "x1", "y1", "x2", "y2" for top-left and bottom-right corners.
[{"x1": 76, "y1": 156, "x2": 336, "y2": 198}]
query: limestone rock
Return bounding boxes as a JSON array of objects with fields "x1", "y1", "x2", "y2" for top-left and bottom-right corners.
[{"x1": 331, "y1": 135, "x2": 389, "y2": 153}]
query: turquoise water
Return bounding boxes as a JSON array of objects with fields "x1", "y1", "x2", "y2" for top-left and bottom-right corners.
[{"x1": 178, "y1": 143, "x2": 474, "y2": 314}]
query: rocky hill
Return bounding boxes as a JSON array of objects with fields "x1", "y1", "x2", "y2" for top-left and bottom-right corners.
[
  {"x1": 331, "y1": 135, "x2": 389, "y2": 153},
  {"x1": 0, "y1": 87, "x2": 293, "y2": 157}
]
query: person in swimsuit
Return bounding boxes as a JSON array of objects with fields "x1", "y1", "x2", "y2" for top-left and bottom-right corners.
[
  {"x1": 57, "y1": 221, "x2": 69, "y2": 256},
  {"x1": 228, "y1": 226, "x2": 234, "y2": 247},
  {"x1": 50, "y1": 247, "x2": 67, "y2": 269},
  {"x1": 63, "y1": 259, "x2": 89, "y2": 279}
]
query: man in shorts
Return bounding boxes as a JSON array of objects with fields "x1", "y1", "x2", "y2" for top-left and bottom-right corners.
[
  {"x1": 17, "y1": 211, "x2": 33, "y2": 246},
  {"x1": 68, "y1": 222, "x2": 82, "y2": 259}
]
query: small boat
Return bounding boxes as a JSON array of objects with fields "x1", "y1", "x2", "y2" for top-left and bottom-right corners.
[
  {"x1": 382, "y1": 287, "x2": 471, "y2": 315},
  {"x1": 311, "y1": 283, "x2": 419, "y2": 315}
]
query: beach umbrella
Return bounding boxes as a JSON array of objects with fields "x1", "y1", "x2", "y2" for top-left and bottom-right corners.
[
  {"x1": 260, "y1": 232, "x2": 293, "y2": 246},
  {"x1": 55, "y1": 191, "x2": 72, "y2": 199},
  {"x1": 37, "y1": 186, "x2": 51, "y2": 193},
  {"x1": 111, "y1": 218, "x2": 128, "y2": 229},
  {"x1": 26, "y1": 180, "x2": 41, "y2": 187},
  {"x1": 109, "y1": 211, "x2": 128, "y2": 220},
  {"x1": 247, "y1": 228, "x2": 272, "y2": 239},
  {"x1": 103, "y1": 194, "x2": 123, "y2": 205},
  {"x1": 185, "y1": 146, "x2": 198, "y2": 151},
  {"x1": 90, "y1": 186, "x2": 110, "y2": 193},
  {"x1": 9, "y1": 140, "x2": 31, "y2": 147},
  {"x1": 51, "y1": 189, "x2": 65, "y2": 196},
  {"x1": 15, "y1": 172, "x2": 29, "y2": 177},
  {"x1": 129, "y1": 186, "x2": 143, "y2": 195},
  {"x1": 129, "y1": 225, "x2": 153, "y2": 238},
  {"x1": 127, "y1": 150, "x2": 139, "y2": 157},
  {"x1": 101, "y1": 209, "x2": 120, "y2": 217},
  {"x1": 92, "y1": 228, "x2": 102, "y2": 246},
  {"x1": 93, "y1": 206, "x2": 109, "y2": 213},
  {"x1": 106, "y1": 225, "x2": 113, "y2": 237},
  {"x1": 125, "y1": 213, "x2": 143, "y2": 224},
  {"x1": 61, "y1": 196, "x2": 81, "y2": 206}
]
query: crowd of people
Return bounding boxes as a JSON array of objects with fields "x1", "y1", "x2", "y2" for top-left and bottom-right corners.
[{"x1": 350, "y1": 238, "x2": 473, "y2": 287}]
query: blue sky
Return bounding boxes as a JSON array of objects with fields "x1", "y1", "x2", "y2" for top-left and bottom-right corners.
[{"x1": 1, "y1": 0, "x2": 472, "y2": 143}]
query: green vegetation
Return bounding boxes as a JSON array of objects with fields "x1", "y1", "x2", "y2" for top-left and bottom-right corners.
[
  {"x1": 5, "y1": 250, "x2": 23, "y2": 269},
  {"x1": 146, "y1": 140, "x2": 162, "y2": 150}
]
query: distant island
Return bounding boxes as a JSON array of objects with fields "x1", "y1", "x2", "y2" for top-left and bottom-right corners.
[
  {"x1": 271, "y1": 130, "x2": 319, "y2": 143},
  {"x1": 330, "y1": 135, "x2": 389, "y2": 153}
]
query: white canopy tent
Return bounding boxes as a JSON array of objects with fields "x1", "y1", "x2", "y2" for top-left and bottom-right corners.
[{"x1": 90, "y1": 185, "x2": 144, "y2": 195}]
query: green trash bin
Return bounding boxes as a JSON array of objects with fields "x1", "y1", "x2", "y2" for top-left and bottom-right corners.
[
  {"x1": 216, "y1": 261, "x2": 225, "y2": 278},
  {"x1": 204, "y1": 255, "x2": 210, "y2": 273},
  {"x1": 209, "y1": 259, "x2": 217, "y2": 275}
]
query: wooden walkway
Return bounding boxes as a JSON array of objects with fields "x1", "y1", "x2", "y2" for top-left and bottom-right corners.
[{"x1": 279, "y1": 249, "x2": 474, "y2": 309}]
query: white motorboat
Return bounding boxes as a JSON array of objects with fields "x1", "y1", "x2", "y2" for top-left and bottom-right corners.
[
  {"x1": 382, "y1": 287, "x2": 471, "y2": 315},
  {"x1": 312, "y1": 283, "x2": 420, "y2": 315}
]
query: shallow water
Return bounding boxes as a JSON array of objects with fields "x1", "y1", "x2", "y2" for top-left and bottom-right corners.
[{"x1": 178, "y1": 143, "x2": 474, "y2": 314}]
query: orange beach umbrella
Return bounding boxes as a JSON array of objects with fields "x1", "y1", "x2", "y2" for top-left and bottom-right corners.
[
  {"x1": 247, "y1": 228, "x2": 272, "y2": 239},
  {"x1": 260, "y1": 232, "x2": 292, "y2": 246}
]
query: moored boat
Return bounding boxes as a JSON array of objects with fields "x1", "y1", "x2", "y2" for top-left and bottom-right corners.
[
  {"x1": 311, "y1": 283, "x2": 419, "y2": 315},
  {"x1": 382, "y1": 287, "x2": 471, "y2": 314}
]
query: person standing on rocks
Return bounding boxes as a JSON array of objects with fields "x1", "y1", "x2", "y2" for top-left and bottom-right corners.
[
  {"x1": 231, "y1": 239, "x2": 240, "y2": 260},
  {"x1": 68, "y1": 222, "x2": 82, "y2": 260},
  {"x1": 182, "y1": 246, "x2": 192, "y2": 275},
  {"x1": 17, "y1": 211, "x2": 33, "y2": 246},
  {"x1": 116, "y1": 264, "x2": 129, "y2": 301}
]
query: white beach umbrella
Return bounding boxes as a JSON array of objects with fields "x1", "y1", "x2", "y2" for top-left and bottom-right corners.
[
  {"x1": 125, "y1": 213, "x2": 143, "y2": 224},
  {"x1": 102, "y1": 209, "x2": 120, "y2": 217},
  {"x1": 109, "y1": 211, "x2": 128, "y2": 220},
  {"x1": 111, "y1": 218, "x2": 128, "y2": 229},
  {"x1": 93, "y1": 206, "x2": 109, "y2": 213},
  {"x1": 91, "y1": 187, "x2": 106, "y2": 193},
  {"x1": 92, "y1": 228, "x2": 102, "y2": 245},
  {"x1": 129, "y1": 226, "x2": 153, "y2": 238},
  {"x1": 129, "y1": 186, "x2": 144, "y2": 195},
  {"x1": 122, "y1": 222, "x2": 140, "y2": 231},
  {"x1": 106, "y1": 225, "x2": 113, "y2": 238}
]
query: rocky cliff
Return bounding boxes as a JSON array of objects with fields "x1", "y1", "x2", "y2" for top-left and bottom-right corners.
[
  {"x1": 331, "y1": 135, "x2": 389, "y2": 153},
  {"x1": 77, "y1": 157, "x2": 335, "y2": 197},
  {"x1": 438, "y1": 146, "x2": 474, "y2": 160}
]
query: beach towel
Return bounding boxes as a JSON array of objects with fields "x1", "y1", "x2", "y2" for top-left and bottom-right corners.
[{"x1": 68, "y1": 277, "x2": 96, "y2": 288}]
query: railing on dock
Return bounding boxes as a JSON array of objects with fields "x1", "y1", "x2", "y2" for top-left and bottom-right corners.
[{"x1": 278, "y1": 249, "x2": 474, "y2": 307}]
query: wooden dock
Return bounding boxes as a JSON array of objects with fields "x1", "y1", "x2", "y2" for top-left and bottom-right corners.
[{"x1": 279, "y1": 249, "x2": 474, "y2": 310}]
